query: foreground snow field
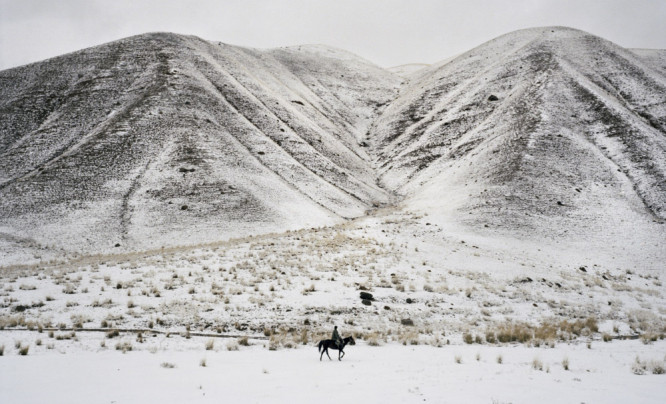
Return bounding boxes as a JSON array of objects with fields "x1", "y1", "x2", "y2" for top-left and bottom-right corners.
[
  {"x1": 1, "y1": 208, "x2": 664, "y2": 402},
  {"x1": 1, "y1": 336, "x2": 664, "y2": 404}
]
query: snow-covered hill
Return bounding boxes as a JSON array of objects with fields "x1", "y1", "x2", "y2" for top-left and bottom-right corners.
[
  {"x1": 0, "y1": 33, "x2": 401, "y2": 256},
  {"x1": 372, "y1": 27, "x2": 666, "y2": 245},
  {"x1": 0, "y1": 27, "x2": 665, "y2": 262}
]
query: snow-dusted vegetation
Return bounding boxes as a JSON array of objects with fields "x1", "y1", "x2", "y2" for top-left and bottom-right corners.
[{"x1": 1, "y1": 26, "x2": 665, "y2": 403}]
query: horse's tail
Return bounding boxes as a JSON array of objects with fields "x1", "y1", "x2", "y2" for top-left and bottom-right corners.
[{"x1": 318, "y1": 340, "x2": 323, "y2": 352}]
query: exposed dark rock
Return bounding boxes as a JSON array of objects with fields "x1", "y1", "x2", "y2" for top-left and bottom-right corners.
[{"x1": 360, "y1": 291, "x2": 374, "y2": 300}]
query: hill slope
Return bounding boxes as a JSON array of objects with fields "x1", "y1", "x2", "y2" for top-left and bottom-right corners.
[
  {"x1": 371, "y1": 27, "x2": 666, "y2": 241},
  {"x1": 0, "y1": 33, "x2": 401, "y2": 254}
]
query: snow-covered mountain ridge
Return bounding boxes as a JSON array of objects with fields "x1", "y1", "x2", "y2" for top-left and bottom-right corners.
[{"x1": 1, "y1": 27, "x2": 665, "y2": 260}]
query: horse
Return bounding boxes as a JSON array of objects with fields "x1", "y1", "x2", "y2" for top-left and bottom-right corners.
[{"x1": 317, "y1": 336, "x2": 355, "y2": 361}]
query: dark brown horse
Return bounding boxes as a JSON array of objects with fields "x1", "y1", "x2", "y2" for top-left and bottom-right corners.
[{"x1": 317, "y1": 336, "x2": 355, "y2": 361}]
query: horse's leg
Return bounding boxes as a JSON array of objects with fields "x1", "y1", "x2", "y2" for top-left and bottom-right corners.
[
  {"x1": 320, "y1": 347, "x2": 324, "y2": 361},
  {"x1": 326, "y1": 347, "x2": 332, "y2": 361}
]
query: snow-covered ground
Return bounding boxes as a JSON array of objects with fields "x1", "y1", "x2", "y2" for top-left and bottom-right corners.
[
  {"x1": 1, "y1": 333, "x2": 664, "y2": 404},
  {"x1": 1, "y1": 208, "x2": 664, "y2": 402}
]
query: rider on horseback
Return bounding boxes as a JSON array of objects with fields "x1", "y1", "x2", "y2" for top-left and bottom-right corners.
[{"x1": 332, "y1": 325, "x2": 343, "y2": 349}]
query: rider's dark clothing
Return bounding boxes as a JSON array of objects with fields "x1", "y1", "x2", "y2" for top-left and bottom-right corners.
[{"x1": 332, "y1": 328, "x2": 342, "y2": 348}]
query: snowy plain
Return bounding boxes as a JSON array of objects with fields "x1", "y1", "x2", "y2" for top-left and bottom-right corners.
[
  {"x1": 1, "y1": 208, "x2": 665, "y2": 403},
  {"x1": 1, "y1": 333, "x2": 665, "y2": 403}
]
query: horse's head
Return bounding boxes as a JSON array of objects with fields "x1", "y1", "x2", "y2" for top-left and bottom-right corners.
[{"x1": 347, "y1": 336, "x2": 356, "y2": 345}]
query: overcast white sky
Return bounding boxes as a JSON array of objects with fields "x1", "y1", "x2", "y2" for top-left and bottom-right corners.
[{"x1": 1, "y1": 0, "x2": 665, "y2": 70}]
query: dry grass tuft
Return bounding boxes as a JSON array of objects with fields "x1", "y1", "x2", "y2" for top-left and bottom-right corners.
[{"x1": 532, "y1": 357, "x2": 543, "y2": 371}]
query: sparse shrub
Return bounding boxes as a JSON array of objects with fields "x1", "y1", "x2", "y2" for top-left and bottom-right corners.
[
  {"x1": 532, "y1": 357, "x2": 543, "y2": 371},
  {"x1": 127, "y1": 300, "x2": 135, "y2": 309},
  {"x1": 205, "y1": 339, "x2": 215, "y2": 351},
  {"x1": 463, "y1": 333, "x2": 474, "y2": 344},
  {"x1": 302, "y1": 284, "x2": 315, "y2": 294},
  {"x1": 106, "y1": 329, "x2": 120, "y2": 338},
  {"x1": 366, "y1": 333, "x2": 382, "y2": 346},
  {"x1": 227, "y1": 340, "x2": 239, "y2": 351},
  {"x1": 641, "y1": 333, "x2": 658, "y2": 345},
  {"x1": 603, "y1": 333, "x2": 612, "y2": 342},
  {"x1": 454, "y1": 355, "x2": 462, "y2": 364},
  {"x1": 497, "y1": 355, "x2": 503, "y2": 364},
  {"x1": 651, "y1": 362, "x2": 665, "y2": 375},
  {"x1": 200, "y1": 358, "x2": 207, "y2": 367},
  {"x1": 632, "y1": 357, "x2": 648, "y2": 375},
  {"x1": 238, "y1": 336, "x2": 250, "y2": 346},
  {"x1": 475, "y1": 352, "x2": 481, "y2": 361},
  {"x1": 19, "y1": 345, "x2": 29, "y2": 356},
  {"x1": 15, "y1": 341, "x2": 21, "y2": 349},
  {"x1": 298, "y1": 329, "x2": 309, "y2": 345},
  {"x1": 400, "y1": 318, "x2": 414, "y2": 326},
  {"x1": 0, "y1": 345, "x2": 4, "y2": 356},
  {"x1": 62, "y1": 284, "x2": 76, "y2": 294},
  {"x1": 161, "y1": 362, "x2": 176, "y2": 369},
  {"x1": 585, "y1": 317, "x2": 599, "y2": 333},
  {"x1": 268, "y1": 334, "x2": 281, "y2": 351},
  {"x1": 115, "y1": 341, "x2": 133, "y2": 353},
  {"x1": 562, "y1": 357, "x2": 570, "y2": 371},
  {"x1": 35, "y1": 339, "x2": 42, "y2": 346}
]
